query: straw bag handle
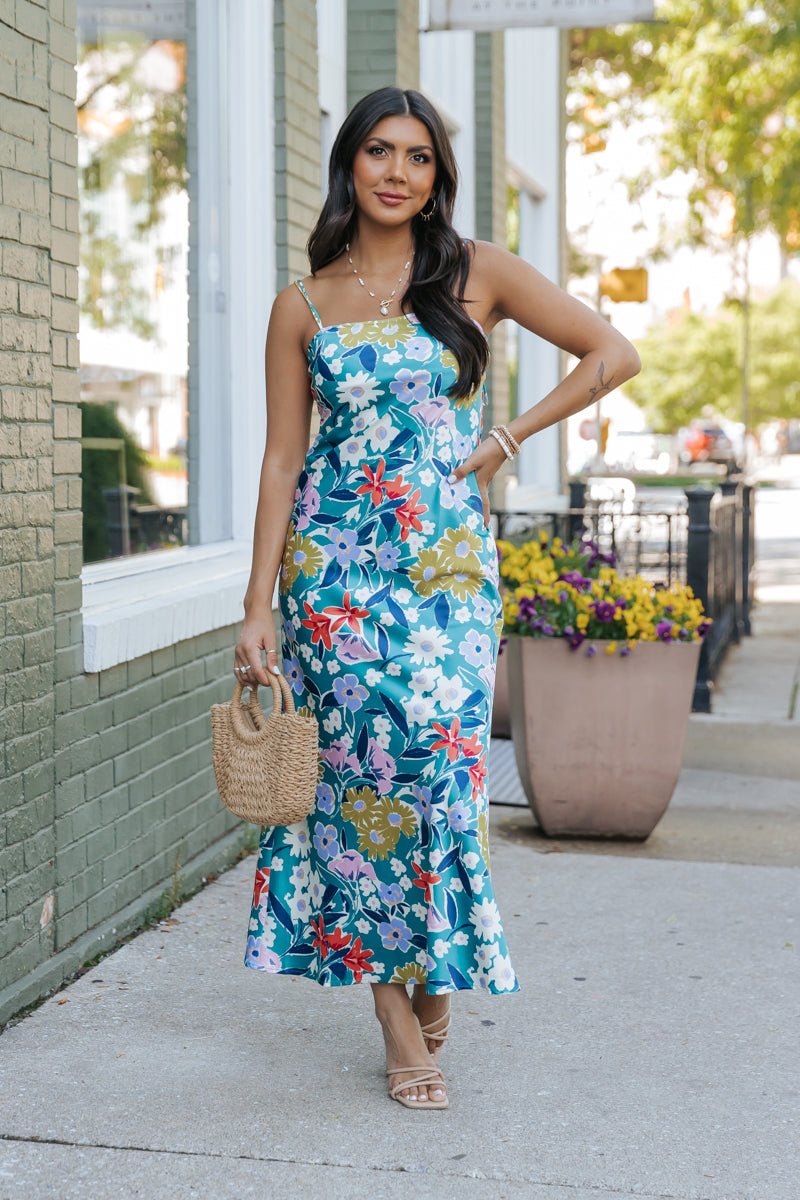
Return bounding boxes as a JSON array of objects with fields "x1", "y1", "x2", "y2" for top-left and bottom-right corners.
[{"x1": 229, "y1": 672, "x2": 296, "y2": 743}]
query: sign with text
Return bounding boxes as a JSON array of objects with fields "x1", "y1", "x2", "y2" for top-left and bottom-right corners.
[{"x1": 426, "y1": 0, "x2": 656, "y2": 30}]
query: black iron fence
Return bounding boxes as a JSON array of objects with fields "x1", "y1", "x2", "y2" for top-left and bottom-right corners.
[{"x1": 493, "y1": 477, "x2": 756, "y2": 712}]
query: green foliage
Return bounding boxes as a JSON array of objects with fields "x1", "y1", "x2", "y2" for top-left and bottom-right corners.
[
  {"x1": 569, "y1": 1, "x2": 800, "y2": 249},
  {"x1": 80, "y1": 401, "x2": 154, "y2": 563},
  {"x1": 625, "y1": 278, "x2": 800, "y2": 429}
]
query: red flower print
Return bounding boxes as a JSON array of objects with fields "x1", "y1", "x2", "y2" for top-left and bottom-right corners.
[
  {"x1": 468, "y1": 751, "x2": 487, "y2": 799},
  {"x1": 310, "y1": 915, "x2": 352, "y2": 960},
  {"x1": 411, "y1": 860, "x2": 441, "y2": 903},
  {"x1": 394, "y1": 488, "x2": 428, "y2": 542},
  {"x1": 342, "y1": 936, "x2": 375, "y2": 982},
  {"x1": 356, "y1": 458, "x2": 390, "y2": 505},
  {"x1": 383, "y1": 473, "x2": 412, "y2": 501},
  {"x1": 300, "y1": 600, "x2": 336, "y2": 650},
  {"x1": 323, "y1": 590, "x2": 371, "y2": 635},
  {"x1": 252, "y1": 867, "x2": 270, "y2": 909},
  {"x1": 356, "y1": 458, "x2": 412, "y2": 505},
  {"x1": 428, "y1": 716, "x2": 466, "y2": 763},
  {"x1": 460, "y1": 731, "x2": 483, "y2": 760}
]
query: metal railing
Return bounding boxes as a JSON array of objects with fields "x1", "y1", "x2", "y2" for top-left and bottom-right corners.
[{"x1": 494, "y1": 477, "x2": 756, "y2": 712}]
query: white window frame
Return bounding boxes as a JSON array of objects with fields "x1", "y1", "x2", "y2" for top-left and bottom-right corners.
[{"x1": 81, "y1": 0, "x2": 276, "y2": 673}]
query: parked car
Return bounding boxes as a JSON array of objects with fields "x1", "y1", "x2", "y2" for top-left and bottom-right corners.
[{"x1": 677, "y1": 423, "x2": 737, "y2": 466}]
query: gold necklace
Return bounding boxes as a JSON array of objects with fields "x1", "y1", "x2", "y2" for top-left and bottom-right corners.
[{"x1": 345, "y1": 242, "x2": 414, "y2": 316}]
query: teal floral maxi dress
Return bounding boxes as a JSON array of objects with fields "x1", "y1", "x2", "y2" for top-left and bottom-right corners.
[{"x1": 243, "y1": 278, "x2": 519, "y2": 996}]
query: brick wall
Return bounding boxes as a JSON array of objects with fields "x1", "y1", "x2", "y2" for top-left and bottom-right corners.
[
  {"x1": 346, "y1": 0, "x2": 419, "y2": 108},
  {"x1": 274, "y1": 0, "x2": 321, "y2": 287},
  {"x1": 1, "y1": 0, "x2": 61, "y2": 1006},
  {"x1": 0, "y1": 0, "x2": 251, "y2": 1026}
]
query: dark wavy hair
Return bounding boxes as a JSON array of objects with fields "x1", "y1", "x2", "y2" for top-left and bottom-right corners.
[{"x1": 306, "y1": 87, "x2": 488, "y2": 401}]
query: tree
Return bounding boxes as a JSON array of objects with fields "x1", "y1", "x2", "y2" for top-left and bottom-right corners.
[
  {"x1": 568, "y1": 1, "x2": 800, "y2": 251},
  {"x1": 624, "y1": 279, "x2": 800, "y2": 430}
]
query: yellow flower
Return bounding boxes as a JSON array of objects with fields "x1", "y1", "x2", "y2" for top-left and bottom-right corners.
[
  {"x1": 576, "y1": 613, "x2": 589, "y2": 630},
  {"x1": 605, "y1": 642, "x2": 617, "y2": 654}
]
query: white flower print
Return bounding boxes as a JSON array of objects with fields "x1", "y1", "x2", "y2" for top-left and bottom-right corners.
[
  {"x1": 452, "y1": 930, "x2": 469, "y2": 946},
  {"x1": 406, "y1": 625, "x2": 452, "y2": 665},
  {"x1": 287, "y1": 889, "x2": 311, "y2": 923},
  {"x1": 410, "y1": 666, "x2": 438, "y2": 694},
  {"x1": 462, "y1": 851, "x2": 480, "y2": 870},
  {"x1": 488, "y1": 952, "x2": 517, "y2": 992},
  {"x1": 340, "y1": 433, "x2": 368, "y2": 467},
  {"x1": 383, "y1": 349, "x2": 402, "y2": 365},
  {"x1": 284, "y1": 824, "x2": 312, "y2": 857},
  {"x1": 470, "y1": 897, "x2": 502, "y2": 941},
  {"x1": 336, "y1": 369, "x2": 381, "y2": 410},
  {"x1": 366, "y1": 414, "x2": 400, "y2": 451},
  {"x1": 402, "y1": 693, "x2": 437, "y2": 724},
  {"x1": 418, "y1": 467, "x2": 436, "y2": 487},
  {"x1": 385, "y1": 661, "x2": 402, "y2": 676},
  {"x1": 433, "y1": 671, "x2": 471, "y2": 712},
  {"x1": 433, "y1": 938, "x2": 450, "y2": 958},
  {"x1": 356, "y1": 918, "x2": 371, "y2": 935}
]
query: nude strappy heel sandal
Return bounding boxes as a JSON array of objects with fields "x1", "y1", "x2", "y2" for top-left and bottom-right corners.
[
  {"x1": 386, "y1": 1064, "x2": 449, "y2": 1110},
  {"x1": 418, "y1": 1010, "x2": 451, "y2": 1059}
]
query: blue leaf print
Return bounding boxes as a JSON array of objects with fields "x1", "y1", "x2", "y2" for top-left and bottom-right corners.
[
  {"x1": 447, "y1": 963, "x2": 472, "y2": 990},
  {"x1": 270, "y1": 894, "x2": 295, "y2": 936},
  {"x1": 359, "y1": 344, "x2": 378, "y2": 372},
  {"x1": 385, "y1": 594, "x2": 409, "y2": 627},
  {"x1": 381, "y1": 692, "x2": 409, "y2": 738},
  {"x1": 433, "y1": 592, "x2": 450, "y2": 631},
  {"x1": 444, "y1": 888, "x2": 458, "y2": 928},
  {"x1": 376, "y1": 624, "x2": 390, "y2": 659}
]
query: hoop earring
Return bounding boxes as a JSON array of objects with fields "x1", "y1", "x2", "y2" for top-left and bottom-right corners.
[{"x1": 419, "y1": 193, "x2": 438, "y2": 222}]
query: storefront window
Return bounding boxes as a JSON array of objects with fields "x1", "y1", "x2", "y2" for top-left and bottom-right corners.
[{"x1": 77, "y1": 1, "x2": 189, "y2": 561}]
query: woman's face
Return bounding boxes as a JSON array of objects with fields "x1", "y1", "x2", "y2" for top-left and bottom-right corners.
[{"x1": 351, "y1": 114, "x2": 437, "y2": 228}]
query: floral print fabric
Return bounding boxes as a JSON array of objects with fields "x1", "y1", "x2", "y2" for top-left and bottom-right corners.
[{"x1": 243, "y1": 282, "x2": 519, "y2": 995}]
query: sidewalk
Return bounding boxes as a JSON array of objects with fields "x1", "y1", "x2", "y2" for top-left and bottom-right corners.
[{"x1": 2, "y1": 782, "x2": 797, "y2": 1199}]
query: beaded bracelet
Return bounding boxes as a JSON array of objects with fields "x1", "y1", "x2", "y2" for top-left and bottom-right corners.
[{"x1": 489, "y1": 423, "x2": 521, "y2": 459}]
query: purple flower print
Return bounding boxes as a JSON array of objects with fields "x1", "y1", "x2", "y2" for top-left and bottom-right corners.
[
  {"x1": 316, "y1": 781, "x2": 336, "y2": 815},
  {"x1": 313, "y1": 821, "x2": 339, "y2": 860},
  {"x1": 321, "y1": 738, "x2": 361, "y2": 773},
  {"x1": 294, "y1": 478, "x2": 321, "y2": 532},
  {"x1": 245, "y1": 935, "x2": 281, "y2": 971},
  {"x1": 389, "y1": 367, "x2": 431, "y2": 402},
  {"x1": 283, "y1": 654, "x2": 304, "y2": 694},
  {"x1": 462, "y1": 628, "x2": 492, "y2": 668},
  {"x1": 378, "y1": 917, "x2": 413, "y2": 952},
  {"x1": 324, "y1": 526, "x2": 362, "y2": 566},
  {"x1": 409, "y1": 396, "x2": 448, "y2": 426},
  {"x1": 375, "y1": 542, "x2": 401, "y2": 571},
  {"x1": 328, "y1": 849, "x2": 377, "y2": 882},
  {"x1": 378, "y1": 881, "x2": 404, "y2": 906},
  {"x1": 405, "y1": 336, "x2": 434, "y2": 362},
  {"x1": 369, "y1": 741, "x2": 396, "y2": 795},
  {"x1": 333, "y1": 673, "x2": 369, "y2": 711},
  {"x1": 411, "y1": 784, "x2": 434, "y2": 822},
  {"x1": 426, "y1": 902, "x2": 450, "y2": 933},
  {"x1": 447, "y1": 799, "x2": 472, "y2": 833}
]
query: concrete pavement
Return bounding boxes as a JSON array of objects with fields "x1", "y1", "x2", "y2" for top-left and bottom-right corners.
[{"x1": 1, "y1": 796, "x2": 797, "y2": 1200}]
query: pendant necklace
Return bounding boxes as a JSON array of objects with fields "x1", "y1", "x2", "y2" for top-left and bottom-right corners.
[{"x1": 346, "y1": 242, "x2": 413, "y2": 316}]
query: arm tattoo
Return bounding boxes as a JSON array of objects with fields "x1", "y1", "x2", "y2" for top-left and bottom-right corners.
[{"x1": 588, "y1": 360, "x2": 615, "y2": 403}]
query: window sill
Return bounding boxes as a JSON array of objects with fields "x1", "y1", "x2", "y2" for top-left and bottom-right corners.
[{"x1": 80, "y1": 541, "x2": 278, "y2": 673}]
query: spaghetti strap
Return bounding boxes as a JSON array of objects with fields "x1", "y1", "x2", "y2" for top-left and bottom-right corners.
[{"x1": 294, "y1": 278, "x2": 324, "y2": 330}]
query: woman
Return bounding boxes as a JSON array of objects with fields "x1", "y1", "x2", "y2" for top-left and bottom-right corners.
[{"x1": 236, "y1": 86, "x2": 641, "y2": 1110}]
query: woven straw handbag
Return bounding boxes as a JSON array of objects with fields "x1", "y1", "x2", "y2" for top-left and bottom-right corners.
[{"x1": 210, "y1": 672, "x2": 320, "y2": 826}]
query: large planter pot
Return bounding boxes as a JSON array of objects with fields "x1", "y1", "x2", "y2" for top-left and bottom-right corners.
[
  {"x1": 506, "y1": 636, "x2": 701, "y2": 839},
  {"x1": 490, "y1": 643, "x2": 511, "y2": 738}
]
